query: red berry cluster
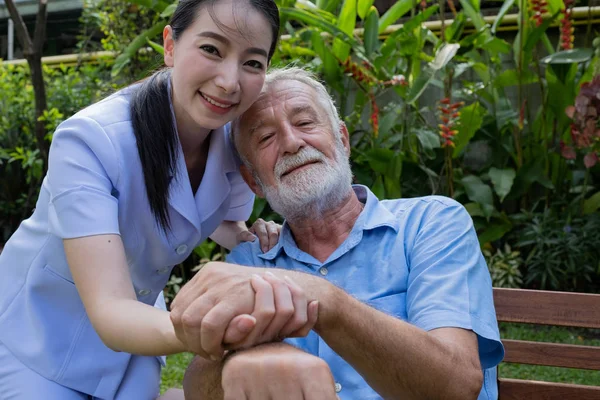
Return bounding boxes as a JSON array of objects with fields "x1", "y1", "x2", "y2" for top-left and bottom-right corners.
[
  {"x1": 560, "y1": 0, "x2": 575, "y2": 50},
  {"x1": 369, "y1": 93, "x2": 379, "y2": 138},
  {"x1": 438, "y1": 98, "x2": 464, "y2": 148},
  {"x1": 529, "y1": 0, "x2": 548, "y2": 27}
]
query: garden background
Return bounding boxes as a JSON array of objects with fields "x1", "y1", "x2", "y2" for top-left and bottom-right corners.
[{"x1": 1, "y1": 0, "x2": 599, "y2": 392}]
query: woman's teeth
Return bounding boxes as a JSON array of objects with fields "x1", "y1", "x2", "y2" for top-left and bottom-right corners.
[{"x1": 201, "y1": 93, "x2": 232, "y2": 109}]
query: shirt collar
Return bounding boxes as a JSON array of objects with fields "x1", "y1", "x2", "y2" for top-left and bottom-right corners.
[{"x1": 258, "y1": 185, "x2": 399, "y2": 261}]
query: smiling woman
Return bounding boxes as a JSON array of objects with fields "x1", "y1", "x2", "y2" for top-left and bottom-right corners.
[{"x1": 0, "y1": 1, "x2": 290, "y2": 399}]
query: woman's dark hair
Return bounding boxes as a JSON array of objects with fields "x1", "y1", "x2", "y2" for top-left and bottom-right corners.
[{"x1": 130, "y1": 0, "x2": 280, "y2": 233}]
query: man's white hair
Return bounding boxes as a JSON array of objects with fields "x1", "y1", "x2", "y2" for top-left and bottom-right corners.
[{"x1": 231, "y1": 67, "x2": 342, "y2": 164}]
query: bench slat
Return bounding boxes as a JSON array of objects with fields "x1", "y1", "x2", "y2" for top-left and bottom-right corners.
[
  {"x1": 503, "y1": 339, "x2": 600, "y2": 370},
  {"x1": 493, "y1": 288, "x2": 600, "y2": 328},
  {"x1": 498, "y1": 378, "x2": 600, "y2": 400}
]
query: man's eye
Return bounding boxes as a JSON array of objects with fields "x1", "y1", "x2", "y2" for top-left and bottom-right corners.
[
  {"x1": 298, "y1": 121, "x2": 313, "y2": 126},
  {"x1": 259, "y1": 134, "x2": 273, "y2": 143},
  {"x1": 245, "y1": 60, "x2": 264, "y2": 70},
  {"x1": 200, "y1": 45, "x2": 220, "y2": 56}
]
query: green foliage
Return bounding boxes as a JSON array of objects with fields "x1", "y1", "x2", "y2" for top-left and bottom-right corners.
[
  {"x1": 0, "y1": 62, "x2": 113, "y2": 241},
  {"x1": 484, "y1": 244, "x2": 523, "y2": 288}
]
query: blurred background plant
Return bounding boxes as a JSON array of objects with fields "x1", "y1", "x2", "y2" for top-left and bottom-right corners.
[{"x1": 2, "y1": 0, "x2": 599, "y2": 293}]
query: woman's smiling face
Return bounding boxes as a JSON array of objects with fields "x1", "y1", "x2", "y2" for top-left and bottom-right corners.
[{"x1": 164, "y1": 0, "x2": 273, "y2": 136}]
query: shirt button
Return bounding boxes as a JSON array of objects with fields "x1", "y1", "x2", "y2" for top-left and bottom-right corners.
[
  {"x1": 157, "y1": 266, "x2": 170, "y2": 274},
  {"x1": 335, "y1": 382, "x2": 342, "y2": 393},
  {"x1": 138, "y1": 289, "x2": 151, "y2": 296},
  {"x1": 319, "y1": 267, "x2": 328, "y2": 276},
  {"x1": 176, "y1": 244, "x2": 188, "y2": 255}
]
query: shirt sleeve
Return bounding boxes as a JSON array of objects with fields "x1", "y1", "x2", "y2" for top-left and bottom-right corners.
[
  {"x1": 224, "y1": 171, "x2": 255, "y2": 222},
  {"x1": 46, "y1": 116, "x2": 121, "y2": 239},
  {"x1": 405, "y1": 198, "x2": 504, "y2": 369},
  {"x1": 225, "y1": 242, "x2": 258, "y2": 266}
]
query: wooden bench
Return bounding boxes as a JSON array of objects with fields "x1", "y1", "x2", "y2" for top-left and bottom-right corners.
[{"x1": 494, "y1": 288, "x2": 600, "y2": 399}]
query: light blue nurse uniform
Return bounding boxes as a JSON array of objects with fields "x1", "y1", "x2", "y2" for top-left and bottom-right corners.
[{"x1": 0, "y1": 81, "x2": 254, "y2": 399}]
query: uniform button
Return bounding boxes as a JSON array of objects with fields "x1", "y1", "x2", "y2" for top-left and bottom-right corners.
[
  {"x1": 319, "y1": 267, "x2": 328, "y2": 276},
  {"x1": 157, "y1": 266, "x2": 170, "y2": 274},
  {"x1": 176, "y1": 244, "x2": 188, "y2": 255},
  {"x1": 138, "y1": 289, "x2": 151, "y2": 296},
  {"x1": 335, "y1": 382, "x2": 342, "y2": 393}
]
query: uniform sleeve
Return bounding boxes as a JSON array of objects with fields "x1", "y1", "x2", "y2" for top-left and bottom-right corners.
[
  {"x1": 46, "y1": 116, "x2": 121, "y2": 239},
  {"x1": 224, "y1": 171, "x2": 255, "y2": 222},
  {"x1": 406, "y1": 199, "x2": 504, "y2": 369}
]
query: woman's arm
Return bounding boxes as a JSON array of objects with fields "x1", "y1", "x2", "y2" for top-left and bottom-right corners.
[{"x1": 64, "y1": 234, "x2": 186, "y2": 356}]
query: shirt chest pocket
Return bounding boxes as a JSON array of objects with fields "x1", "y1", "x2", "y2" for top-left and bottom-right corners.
[{"x1": 366, "y1": 292, "x2": 408, "y2": 321}]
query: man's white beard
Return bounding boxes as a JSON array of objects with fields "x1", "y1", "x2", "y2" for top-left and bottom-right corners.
[{"x1": 254, "y1": 139, "x2": 353, "y2": 222}]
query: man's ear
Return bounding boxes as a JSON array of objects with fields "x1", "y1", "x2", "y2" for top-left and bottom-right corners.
[
  {"x1": 163, "y1": 26, "x2": 175, "y2": 67},
  {"x1": 240, "y1": 165, "x2": 265, "y2": 198},
  {"x1": 339, "y1": 122, "x2": 351, "y2": 156}
]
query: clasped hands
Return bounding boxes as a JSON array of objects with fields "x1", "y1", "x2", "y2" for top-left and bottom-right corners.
[{"x1": 169, "y1": 261, "x2": 318, "y2": 360}]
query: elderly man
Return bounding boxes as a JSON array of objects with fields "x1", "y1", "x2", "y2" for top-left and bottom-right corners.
[{"x1": 177, "y1": 67, "x2": 504, "y2": 400}]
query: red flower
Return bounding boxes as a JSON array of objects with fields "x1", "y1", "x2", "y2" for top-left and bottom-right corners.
[{"x1": 438, "y1": 98, "x2": 463, "y2": 148}]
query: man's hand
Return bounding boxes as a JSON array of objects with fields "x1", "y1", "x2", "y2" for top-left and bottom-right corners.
[
  {"x1": 222, "y1": 343, "x2": 339, "y2": 400},
  {"x1": 169, "y1": 262, "x2": 317, "y2": 360}
]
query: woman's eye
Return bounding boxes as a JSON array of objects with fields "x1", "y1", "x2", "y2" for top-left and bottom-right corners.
[
  {"x1": 200, "y1": 45, "x2": 220, "y2": 56},
  {"x1": 245, "y1": 60, "x2": 264, "y2": 70}
]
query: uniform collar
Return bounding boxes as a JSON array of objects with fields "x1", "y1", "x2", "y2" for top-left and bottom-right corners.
[{"x1": 258, "y1": 185, "x2": 399, "y2": 261}]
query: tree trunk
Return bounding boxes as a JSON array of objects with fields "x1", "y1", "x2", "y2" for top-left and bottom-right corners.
[{"x1": 4, "y1": 0, "x2": 49, "y2": 172}]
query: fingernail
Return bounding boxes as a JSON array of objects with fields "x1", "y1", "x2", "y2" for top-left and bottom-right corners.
[{"x1": 265, "y1": 271, "x2": 276, "y2": 277}]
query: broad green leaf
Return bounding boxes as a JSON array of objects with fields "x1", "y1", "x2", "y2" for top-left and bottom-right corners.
[
  {"x1": 159, "y1": 3, "x2": 177, "y2": 18},
  {"x1": 494, "y1": 68, "x2": 538, "y2": 87},
  {"x1": 583, "y1": 192, "x2": 600, "y2": 215},
  {"x1": 310, "y1": 31, "x2": 340, "y2": 85},
  {"x1": 458, "y1": 0, "x2": 485, "y2": 30},
  {"x1": 546, "y1": 0, "x2": 564, "y2": 14},
  {"x1": 363, "y1": 7, "x2": 380, "y2": 56},
  {"x1": 415, "y1": 128, "x2": 441, "y2": 151},
  {"x1": 146, "y1": 39, "x2": 164, "y2": 55},
  {"x1": 372, "y1": 175, "x2": 385, "y2": 198},
  {"x1": 357, "y1": 0, "x2": 374, "y2": 19},
  {"x1": 491, "y1": 0, "x2": 516, "y2": 34},
  {"x1": 112, "y1": 20, "x2": 167, "y2": 77},
  {"x1": 541, "y1": 48, "x2": 594, "y2": 64},
  {"x1": 453, "y1": 102, "x2": 486, "y2": 158},
  {"x1": 406, "y1": 67, "x2": 434, "y2": 104},
  {"x1": 365, "y1": 148, "x2": 395, "y2": 174},
  {"x1": 488, "y1": 167, "x2": 516, "y2": 202},
  {"x1": 465, "y1": 202, "x2": 484, "y2": 217},
  {"x1": 332, "y1": 0, "x2": 358, "y2": 61},
  {"x1": 446, "y1": 12, "x2": 466, "y2": 42},
  {"x1": 316, "y1": 0, "x2": 343, "y2": 13},
  {"x1": 477, "y1": 217, "x2": 512, "y2": 245},
  {"x1": 379, "y1": 0, "x2": 413, "y2": 33},
  {"x1": 429, "y1": 43, "x2": 460, "y2": 70},
  {"x1": 461, "y1": 175, "x2": 495, "y2": 219}
]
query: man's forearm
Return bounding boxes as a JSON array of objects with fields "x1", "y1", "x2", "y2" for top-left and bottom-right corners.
[
  {"x1": 183, "y1": 356, "x2": 224, "y2": 400},
  {"x1": 316, "y1": 287, "x2": 482, "y2": 400}
]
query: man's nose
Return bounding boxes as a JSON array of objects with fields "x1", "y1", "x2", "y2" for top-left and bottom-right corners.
[
  {"x1": 279, "y1": 124, "x2": 304, "y2": 155},
  {"x1": 214, "y1": 61, "x2": 240, "y2": 94}
]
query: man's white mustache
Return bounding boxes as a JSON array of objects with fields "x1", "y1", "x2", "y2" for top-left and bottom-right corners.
[{"x1": 275, "y1": 147, "x2": 326, "y2": 179}]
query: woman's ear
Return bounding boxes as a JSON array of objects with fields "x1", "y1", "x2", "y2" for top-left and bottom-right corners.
[
  {"x1": 240, "y1": 165, "x2": 265, "y2": 198},
  {"x1": 163, "y1": 26, "x2": 175, "y2": 67}
]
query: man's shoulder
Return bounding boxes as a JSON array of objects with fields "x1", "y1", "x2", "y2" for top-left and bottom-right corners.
[
  {"x1": 227, "y1": 240, "x2": 268, "y2": 266},
  {"x1": 379, "y1": 194, "x2": 465, "y2": 218}
]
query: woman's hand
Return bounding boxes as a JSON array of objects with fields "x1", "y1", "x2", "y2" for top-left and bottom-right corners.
[{"x1": 246, "y1": 218, "x2": 281, "y2": 253}]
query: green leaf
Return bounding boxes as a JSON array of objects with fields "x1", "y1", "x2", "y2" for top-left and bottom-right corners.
[
  {"x1": 523, "y1": 12, "x2": 559, "y2": 54},
  {"x1": 112, "y1": 20, "x2": 167, "y2": 77},
  {"x1": 332, "y1": 0, "x2": 358, "y2": 61},
  {"x1": 159, "y1": 3, "x2": 177, "y2": 18},
  {"x1": 583, "y1": 192, "x2": 600, "y2": 215},
  {"x1": 491, "y1": 0, "x2": 516, "y2": 34},
  {"x1": 406, "y1": 67, "x2": 434, "y2": 104},
  {"x1": 545, "y1": 0, "x2": 565, "y2": 14},
  {"x1": 379, "y1": 0, "x2": 413, "y2": 33},
  {"x1": 357, "y1": 0, "x2": 374, "y2": 19},
  {"x1": 310, "y1": 31, "x2": 340, "y2": 85},
  {"x1": 458, "y1": 0, "x2": 485, "y2": 30},
  {"x1": 461, "y1": 175, "x2": 495, "y2": 219},
  {"x1": 365, "y1": 148, "x2": 395, "y2": 174},
  {"x1": 372, "y1": 175, "x2": 385, "y2": 198},
  {"x1": 541, "y1": 49, "x2": 594, "y2": 64},
  {"x1": 363, "y1": 7, "x2": 380, "y2": 56},
  {"x1": 280, "y1": 8, "x2": 360, "y2": 48},
  {"x1": 494, "y1": 68, "x2": 539, "y2": 87},
  {"x1": 488, "y1": 167, "x2": 516, "y2": 202},
  {"x1": 146, "y1": 39, "x2": 164, "y2": 55},
  {"x1": 453, "y1": 102, "x2": 485, "y2": 157},
  {"x1": 477, "y1": 217, "x2": 512, "y2": 245},
  {"x1": 415, "y1": 128, "x2": 441, "y2": 151},
  {"x1": 446, "y1": 11, "x2": 466, "y2": 42},
  {"x1": 465, "y1": 202, "x2": 484, "y2": 217}
]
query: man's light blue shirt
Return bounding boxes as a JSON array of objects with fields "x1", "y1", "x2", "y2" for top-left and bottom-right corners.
[{"x1": 227, "y1": 185, "x2": 504, "y2": 400}]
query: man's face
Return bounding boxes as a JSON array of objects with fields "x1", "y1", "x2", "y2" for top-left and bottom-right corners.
[{"x1": 237, "y1": 80, "x2": 352, "y2": 217}]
